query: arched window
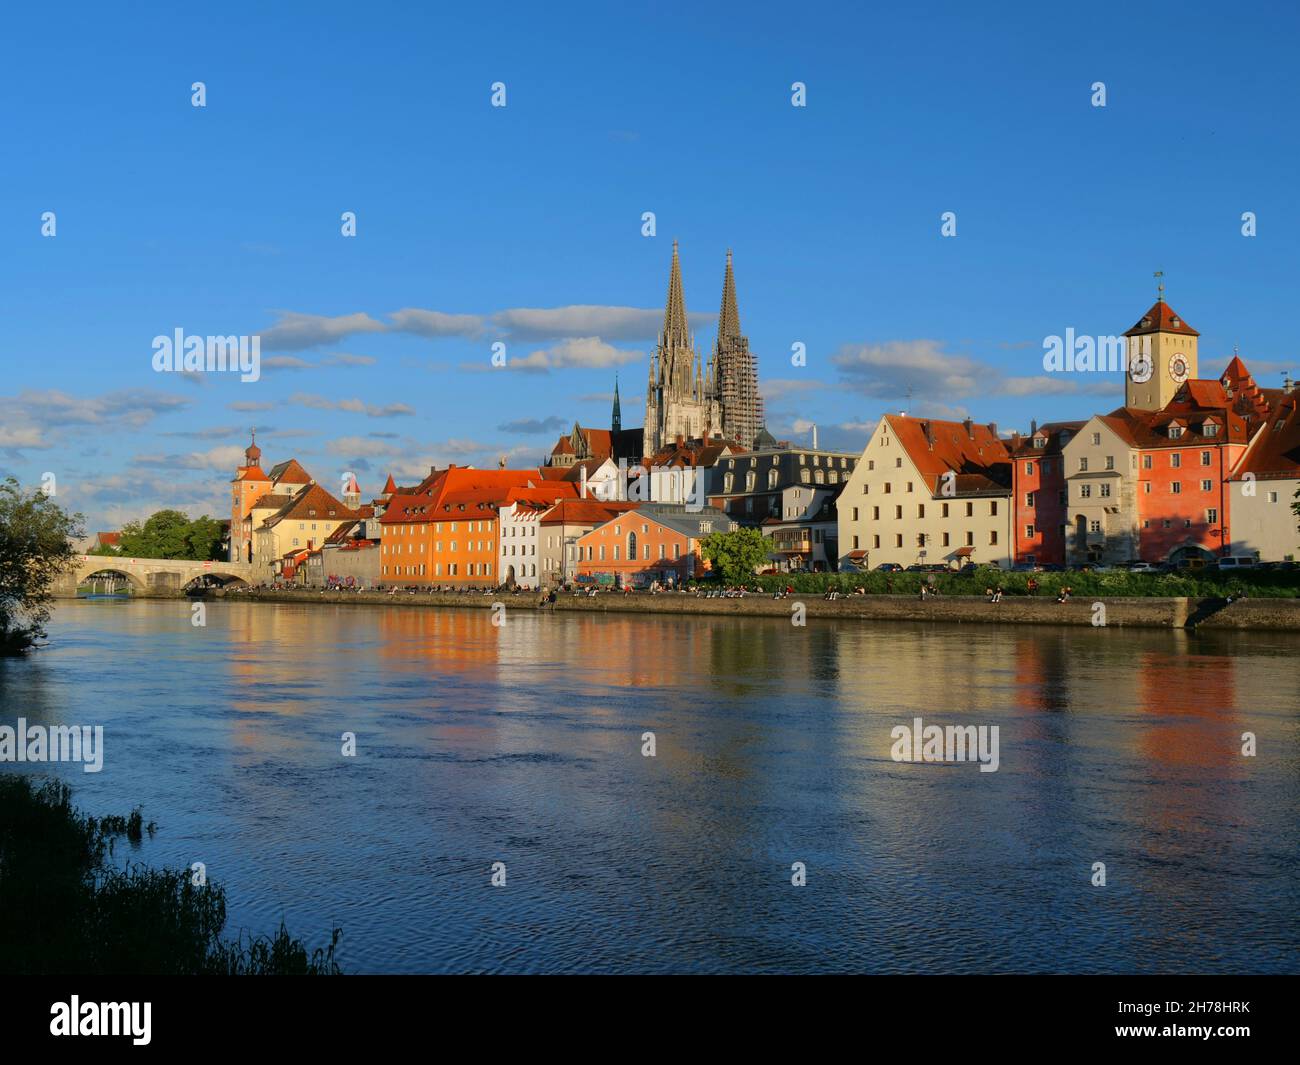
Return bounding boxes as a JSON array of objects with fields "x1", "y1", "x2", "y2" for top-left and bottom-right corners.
[
  {"x1": 628, "y1": 531, "x2": 637, "y2": 560},
  {"x1": 814, "y1": 469, "x2": 825, "y2": 484},
  {"x1": 724, "y1": 473, "x2": 734, "y2": 492},
  {"x1": 767, "y1": 468, "x2": 778, "y2": 489},
  {"x1": 745, "y1": 471, "x2": 756, "y2": 492},
  {"x1": 800, "y1": 469, "x2": 811, "y2": 484}
]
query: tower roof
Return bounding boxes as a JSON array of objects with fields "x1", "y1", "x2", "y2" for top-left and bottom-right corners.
[
  {"x1": 718, "y1": 249, "x2": 742, "y2": 342},
  {"x1": 663, "y1": 240, "x2": 690, "y2": 343},
  {"x1": 1124, "y1": 300, "x2": 1199, "y2": 337}
]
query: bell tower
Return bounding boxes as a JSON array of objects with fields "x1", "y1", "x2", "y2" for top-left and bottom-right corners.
[{"x1": 1124, "y1": 275, "x2": 1199, "y2": 411}]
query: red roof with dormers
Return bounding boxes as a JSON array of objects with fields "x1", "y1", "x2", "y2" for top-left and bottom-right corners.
[
  {"x1": 885, "y1": 414, "x2": 1012, "y2": 494},
  {"x1": 379, "y1": 467, "x2": 545, "y2": 525},
  {"x1": 1124, "y1": 300, "x2": 1199, "y2": 337},
  {"x1": 1232, "y1": 393, "x2": 1300, "y2": 479}
]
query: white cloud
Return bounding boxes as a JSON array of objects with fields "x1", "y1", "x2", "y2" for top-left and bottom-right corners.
[{"x1": 260, "y1": 311, "x2": 386, "y2": 351}]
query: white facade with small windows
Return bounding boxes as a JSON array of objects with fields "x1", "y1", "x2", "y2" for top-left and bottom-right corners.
[
  {"x1": 498, "y1": 501, "x2": 545, "y2": 588},
  {"x1": 836, "y1": 415, "x2": 1014, "y2": 569},
  {"x1": 1060, "y1": 416, "x2": 1141, "y2": 563}
]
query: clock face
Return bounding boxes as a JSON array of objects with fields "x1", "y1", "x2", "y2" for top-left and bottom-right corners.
[
  {"x1": 1169, "y1": 353, "x2": 1190, "y2": 384},
  {"x1": 1129, "y1": 353, "x2": 1153, "y2": 384}
]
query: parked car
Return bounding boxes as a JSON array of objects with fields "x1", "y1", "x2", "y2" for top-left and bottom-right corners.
[
  {"x1": 1011, "y1": 562, "x2": 1039, "y2": 573},
  {"x1": 1210, "y1": 556, "x2": 1258, "y2": 571},
  {"x1": 876, "y1": 562, "x2": 903, "y2": 573},
  {"x1": 1127, "y1": 561, "x2": 1160, "y2": 573}
]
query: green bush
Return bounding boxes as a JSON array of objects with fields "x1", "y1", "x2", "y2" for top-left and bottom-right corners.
[
  {"x1": 0, "y1": 775, "x2": 342, "y2": 975},
  {"x1": 722, "y1": 566, "x2": 1299, "y2": 599}
]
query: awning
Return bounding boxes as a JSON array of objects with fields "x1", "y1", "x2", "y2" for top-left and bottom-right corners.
[
  {"x1": 847, "y1": 550, "x2": 868, "y2": 559},
  {"x1": 953, "y1": 546, "x2": 975, "y2": 557}
]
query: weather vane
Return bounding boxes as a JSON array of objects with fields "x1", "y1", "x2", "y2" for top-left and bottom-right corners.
[{"x1": 1154, "y1": 270, "x2": 1165, "y2": 302}]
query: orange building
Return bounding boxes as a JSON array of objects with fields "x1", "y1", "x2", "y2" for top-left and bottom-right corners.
[
  {"x1": 378, "y1": 466, "x2": 554, "y2": 586},
  {"x1": 229, "y1": 432, "x2": 272, "y2": 563},
  {"x1": 575, "y1": 503, "x2": 735, "y2": 587}
]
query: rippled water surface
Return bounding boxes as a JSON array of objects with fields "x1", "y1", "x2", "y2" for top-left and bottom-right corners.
[{"x1": 1, "y1": 599, "x2": 1296, "y2": 973}]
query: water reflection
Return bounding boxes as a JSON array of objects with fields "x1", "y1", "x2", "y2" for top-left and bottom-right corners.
[{"x1": 0, "y1": 600, "x2": 1293, "y2": 974}]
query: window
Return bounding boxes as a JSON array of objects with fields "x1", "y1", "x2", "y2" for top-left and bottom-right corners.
[
  {"x1": 894, "y1": 534, "x2": 903, "y2": 548},
  {"x1": 964, "y1": 502, "x2": 973, "y2": 517},
  {"x1": 1171, "y1": 482, "x2": 1182, "y2": 494},
  {"x1": 1201, "y1": 451, "x2": 1212, "y2": 466},
  {"x1": 1207, "y1": 508, "x2": 1219, "y2": 524},
  {"x1": 872, "y1": 506, "x2": 880, "y2": 520},
  {"x1": 628, "y1": 532, "x2": 636, "y2": 559},
  {"x1": 1100, "y1": 484, "x2": 1111, "y2": 498},
  {"x1": 884, "y1": 482, "x2": 892, "y2": 494},
  {"x1": 1204, "y1": 422, "x2": 1219, "y2": 437},
  {"x1": 768, "y1": 469, "x2": 779, "y2": 489},
  {"x1": 862, "y1": 483, "x2": 869, "y2": 494},
  {"x1": 1105, "y1": 455, "x2": 1115, "y2": 470},
  {"x1": 1200, "y1": 480, "x2": 1212, "y2": 492},
  {"x1": 894, "y1": 505, "x2": 903, "y2": 520},
  {"x1": 942, "y1": 503, "x2": 950, "y2": 517},
  {"x1": 942, "y1": 532, "x2": 951, "y2": 546},
  {"x1": 989, "y1": 501, "x2": 998, "y2": 516},
  {"x1": 1091, "y1": 432, "x2": 1101, "y2": 445},
  {"x1": 1079, "y1": 457, "x2": 1088, "y2": 471},
  {"x1": 895, "y1": 457, "x2": 902, "y2": 468},
  {"x1": 917, "y1": 504, "x2": 925, "y2": 518},
  {"x1": 1080, "y1": 484, "x2": 1091, "y2": 498},
  {"x1": 965, "y1": 531, "x2": 974, "y2": 546},
  {"x1": 1142, "y1": 454, "x2": 1152, "y2": 469},
  {"x1": 1171, "y1": 453, "x2": 1181, "y2": 468},
  {"x1": 852, "y1": 507, "x2": 859, "y2": 522},
  {"x1": 723, "y1": 473, "x2": 733, "y2": 492},
  {"x1": 1025, "y1": 524, "x2": 1035, "y2": 538},
  {"x1": 1025, "y1": 492, "x2": 1035, "y2": 507},
  {"x1": 1025, "y1": 461, "x2": 1034, "y2": 475},
  {"x1": 1268, "y1": 491, "x2": 1279, "y2": 503},
  {"x1": 989, "y1": 530, "x2": 998, "y2": 545},
  {"x1": 1089, "y1": 520, "x2": 1101, "y2": 533},
  {"x1": 746, "y1": 471, "x2": 756, "y2": 491},
  {"x1": 906, "y1": 482, "x2": 913, "y2": 493},
  {"x1": 873, "y1": 535, "x2": 881, "y2": 549},
  {"x1": 800, "y1": 469, "x2": 810, "y2": 484}
]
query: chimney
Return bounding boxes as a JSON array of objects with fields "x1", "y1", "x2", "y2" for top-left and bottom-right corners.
[
  {"x1": 963, "y1": 416, "x2": 974, "y2": 439},
  {"x1": 987, "y1": 422, "x2": 998, "y2": 439},
  {"x1": 922, "y1": 420, "x2": 934, "y2": 449},
  {"x1": 811, "y1": 423, "x2": 818, "y2": 449}
]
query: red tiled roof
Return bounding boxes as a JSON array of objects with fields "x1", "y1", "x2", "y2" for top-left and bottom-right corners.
[
  {"x1": 233, "y1": 465, "x2": 270, "y2": 482},
  {"x1": 262, "y1": 482, "x2": 360, "y2": 528},
  {"x1": 885, "y1": 414, "x2": 1011, "y2": 494},
  {"x1": 1123, "y1": 300, "x2": 1199, "y2": 337},
  {"x1": 379, "y1": 467, "x2": 545, "y2": 524},
  {"x1": 95, "y1": 531, "x2": 121, "y2": 546},
  {"x1": 1233, "y1": 393, "x2": 1300, "y2": 479},
  {"x1": 382, "y1": 474, "x2": 397, "y2": 494},
  {"x1": 269, "y1": 458, "x2": 312, "y2": 485},
  {"x1": 540, "y1": 499, "x2": 639, "y2": 526}
]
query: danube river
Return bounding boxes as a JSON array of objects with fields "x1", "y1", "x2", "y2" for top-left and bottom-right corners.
[{"x1": 2, "y1": 599, "x2": 1297, "y2": 974}]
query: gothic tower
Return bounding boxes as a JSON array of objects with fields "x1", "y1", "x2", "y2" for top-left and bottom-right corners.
[
  {"x1": 711, "y1": 250, "x2": 762, "y2": 450},
  {"x1": 644, "y1": 241, "x2": 721, "y2": 456},
  {"x1": 612, "y1": 373, "x2": 622, "y2": 433}
]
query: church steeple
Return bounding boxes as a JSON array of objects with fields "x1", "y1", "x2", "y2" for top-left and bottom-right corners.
[
  {"x1": 663, "y1": 239, "x2": 690, "y2": 346},
  {"x1": 718, "y1": 249, "x2": 741, "y2": 342},
  {"x1": 612, "y1": 374, "x2": 622, "y2": 432},
  {"x1": 244, "y1": 428, "x2": 262, "y2": 465}
]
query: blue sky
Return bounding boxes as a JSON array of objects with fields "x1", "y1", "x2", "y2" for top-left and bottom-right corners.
[{"x1": 2, "y1": 0, "x2": 1296, "y2": 530}]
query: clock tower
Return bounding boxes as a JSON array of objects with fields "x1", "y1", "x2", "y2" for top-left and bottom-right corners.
[{"x1": 1123, "y1": 282, "x2": 1199, "y2": 411}]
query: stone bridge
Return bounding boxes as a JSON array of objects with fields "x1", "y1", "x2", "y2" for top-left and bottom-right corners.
[{"x1": 55, "y1": 556, "x2": 256, "y2": 596}]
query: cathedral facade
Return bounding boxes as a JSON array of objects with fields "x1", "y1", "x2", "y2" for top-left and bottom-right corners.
[{"x1": 643, "y1": 242, "x2": 762, "y2": 456}]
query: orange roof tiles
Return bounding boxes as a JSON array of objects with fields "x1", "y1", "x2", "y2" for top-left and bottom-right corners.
[{"x1": 1124, "y1": 300, "x2": 1199, "y2": 337}]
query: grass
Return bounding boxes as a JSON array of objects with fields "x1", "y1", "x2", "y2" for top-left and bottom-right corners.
[{"x1": 0, "y1": 775, "x2": 343, "y2": 975}]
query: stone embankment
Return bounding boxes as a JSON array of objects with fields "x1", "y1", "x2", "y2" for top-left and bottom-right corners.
[{"x1": 211, "y1": 587, "x2": 1300, "y2": 631}]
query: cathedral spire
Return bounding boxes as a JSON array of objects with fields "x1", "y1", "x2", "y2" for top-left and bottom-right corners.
[
  {"x1": 612, "y1": 373, "x2": 622, "y2": 432},
  {"x1": 718, "y1": 248, "x2": 741, "y2": 341},
  {"x1": 663, "y1": 239, "x2": 690, "y2": 345}
]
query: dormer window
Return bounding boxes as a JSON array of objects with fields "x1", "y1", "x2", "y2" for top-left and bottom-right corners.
[
  {"x1": 1169, "y1": 426, "x2": 1184, "y2": 439},
  {"x1": 1203, "y1": 422, "x2": 1219, "y2": 437},
  {"x1": 1032, "y1": 436, "x2": 1045, "y2": 448}
]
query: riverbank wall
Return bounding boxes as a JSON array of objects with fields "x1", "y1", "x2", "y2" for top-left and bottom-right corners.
[{"x1": 198, "y1": 588, "x2": 1300, "y2": 631}]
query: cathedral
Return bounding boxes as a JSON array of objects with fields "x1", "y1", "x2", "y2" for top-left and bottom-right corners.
[
  {"x1": 548, "y1": 242, "x2": 763, "y2": 467},
  {"x1": 643, "y1": 242, "x2": 763, "y2": 456}
]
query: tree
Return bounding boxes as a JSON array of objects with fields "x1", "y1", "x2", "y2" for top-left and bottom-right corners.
[
  {"x1": 116, "y1": 510, "x2": 224, "y2": 561},
  {"x1": 0, "y1": 478, "x2": 84, "y2": 654},
  {"x1": 699, "y1": 527, "x2": 770, "y2": 584}
]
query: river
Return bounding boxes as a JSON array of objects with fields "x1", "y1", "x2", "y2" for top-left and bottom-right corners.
[{"x1": 1, "y1": 599, "x2": 1296, "y2": 973}]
